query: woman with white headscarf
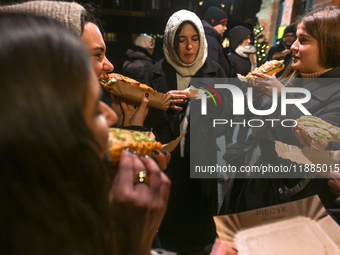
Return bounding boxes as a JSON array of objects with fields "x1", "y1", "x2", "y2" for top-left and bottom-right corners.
[{"x1": 144, "y1": 9, "x2": 227, "y2": 255}]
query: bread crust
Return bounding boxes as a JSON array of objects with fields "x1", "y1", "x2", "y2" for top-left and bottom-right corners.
[
  {"x1": 100, "y1": 73, "x2": 154, "y2": 92},
  {"x1": 107, "y1": 128, "x2": 162, "y2": 162},
  {"x1": 295, "y1": 116, "x2": 340, "y2": 146},
  {"x1": 246, "y1": 60, "x2": 285, "y2": 82}
]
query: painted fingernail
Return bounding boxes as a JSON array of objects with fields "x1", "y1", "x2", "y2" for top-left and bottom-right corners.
[
  {"x1": 124, "y1": 148, "x2": 131, "y2": 153},
  {"x1": 162, "y1": 150, "x2": 168, "y2": 155},
  {"x1": 145, "y1": 92, "x2": 149, "y2": 98},
  {"x1": 131, "y1": 150, "x2": 137, "y2": 156},
  {"x1": 141, "y1": 154, "x2": 149, "y2": 158},
  {"x1": 153, "y1": 149, "x2": 159, "y2": 155}
]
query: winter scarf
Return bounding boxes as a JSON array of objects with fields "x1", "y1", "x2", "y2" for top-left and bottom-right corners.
[{"x1": 163, "y1": 9, "x2": 208, "y2": 77}]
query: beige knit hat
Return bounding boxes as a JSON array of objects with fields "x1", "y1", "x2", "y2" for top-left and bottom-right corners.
[
  {"x1": 0, "y1": 1, "x2": 86, "y2": 35},
  {"x1": 134, "y1": 34, "x2": 155, "y2": 50}
]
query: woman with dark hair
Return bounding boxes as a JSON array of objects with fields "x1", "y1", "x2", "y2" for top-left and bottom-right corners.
[
  {"x1": 0, "y1": 13, "x2": 171, "y2": 255},
  {"x1": 222, "y1": 6, "x2": 340, "y2": 223},
  {"x1": 0, "y1": 0, "x2": 148, "y2": 127},
  {"x1": 144, "y1": 9, "x2": 227, "y2": 255}
]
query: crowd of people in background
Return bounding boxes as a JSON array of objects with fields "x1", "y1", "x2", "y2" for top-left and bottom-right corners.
[
  {"x1": 123, "y1": 34, "x2": 156, "y2": 83},
  {"x1": 1, "y1": 1, "x2": 340, "y2": 255}
]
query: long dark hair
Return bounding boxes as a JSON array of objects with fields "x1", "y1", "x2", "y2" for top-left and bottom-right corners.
[
  {"x1": 0, "y1": 14, "x2": 113, "y2": 254},
  {"x1": 81, "y1": 4, "x2": 105, "y2": 34}
]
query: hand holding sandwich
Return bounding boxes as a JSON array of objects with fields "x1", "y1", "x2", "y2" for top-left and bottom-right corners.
[
  {"x1": 251, "y1": 72, "x2": 285, "y2": 97},
  {"x1": 167, "y1": 90, "x2": 190, "y2": 111},
  {"x1": 292, "y1": 116, "x2": 339, "y2": 150},
  {"x1": 111, "y1": 93, "x2": 149, "y2": 127},
  {"x1": 109, "y1": 150, "x2": 171, "y2": 255}
]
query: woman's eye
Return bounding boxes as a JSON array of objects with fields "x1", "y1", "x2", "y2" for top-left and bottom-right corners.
[
  {"x1": 96, "y1": 108, "x2": 103, "y2": 116},
  {"x1": 299, "y1": 37, "x2": 307, "y2": 43},
  {"x1": 96, "y1": 105, "x2": 103, "y2": 116},
  {"x1": 93, "y1": 53, "x2": 104, "y2": 61}
]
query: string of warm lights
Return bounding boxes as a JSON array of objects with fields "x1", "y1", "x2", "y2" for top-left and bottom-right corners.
[
  {"x1": 199, "y1": 1, "x2": 225, "y2": 8},
  {"x1": 253, "y1": 23, "x2": 269, "y2": 65}
]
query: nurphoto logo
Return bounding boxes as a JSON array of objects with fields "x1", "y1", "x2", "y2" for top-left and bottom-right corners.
[{"x1": 201, "y1": 84, "x2": 312, "y2": 116}]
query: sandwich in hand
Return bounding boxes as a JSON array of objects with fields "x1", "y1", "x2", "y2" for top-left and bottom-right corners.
[
  {"x1": 99, "y1": 73, "x2": 172, "y2": 111},
  {"x1": 238, "y1": 60, "x2": 285, "y2": 83},
  {"x1": 100, "y1": 73, "x2": 154, "y2": 92},
  {"x1": 107, "y1": 128, "x2": 162, "y2": 162},
  {"x1": 295, "y1": 116, "x2": 340, "y2": 147}
]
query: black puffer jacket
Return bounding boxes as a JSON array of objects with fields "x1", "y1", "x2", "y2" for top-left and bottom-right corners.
[
  {"x1": 122, "y1": 45, "x2": 155, "y2": 83},
  {"x1": 202, "y1": 20, "x2": 235, "y2": 77}
]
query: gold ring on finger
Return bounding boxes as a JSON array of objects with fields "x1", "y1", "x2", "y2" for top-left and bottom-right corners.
[{"x1": 133, "y1": 170, "x2": 150, "y2": 185}]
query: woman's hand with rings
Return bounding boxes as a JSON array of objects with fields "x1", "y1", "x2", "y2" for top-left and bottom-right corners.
[
  {"x1": 151, "y1": 149, "x2": 171, "y2": 171},
  {"x1": 109, "y1": 150, "x2": 171, "y2": 255},
  {"x1": 134, "y1": 170, "x2": 150, "y2": 185},
  {"x1": 131, "y1": 148, "x2": 171, "y2": 183},
  {"x1": 252, "y1": 72, "x2": 284, "y2": 97},
  {"x1": 167, "y1": 90, "x2": 190, "y2": 111}
]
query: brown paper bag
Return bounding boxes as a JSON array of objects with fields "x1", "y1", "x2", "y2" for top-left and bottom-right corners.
[{"x1": 103, "y1": 81, "x2": 171, "y2": 110}]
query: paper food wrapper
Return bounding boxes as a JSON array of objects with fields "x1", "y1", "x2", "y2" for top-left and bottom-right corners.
[
  {"x1": 162, "y1": 132, "x2": 186, "y2": 152},
  {"x1": 214, "y1": 196, "x2": 340, "y2": 255},
  {"x1": 104, "y1": 81, "x2": 171, "y2": 111},
  {"x1": 237, "y1": 73, "x2": 248, "y2": 83},
  {"x1": 275, "y1": 141, "x2": 340, "y2": 171},
  {"x1": 183, "y1": 87, "x2": 205, "y2": 99},
  {"x1": 182, "y1": 87, "x2": 203, "y2": 100}
]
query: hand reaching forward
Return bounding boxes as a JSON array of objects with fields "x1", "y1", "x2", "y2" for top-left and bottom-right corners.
[
  {"x1": 251, "y1": 72, "x2": 284, "y2": 97},
  {"x1": 167, "y1": 90, "x2": 190, "y2": 111}
]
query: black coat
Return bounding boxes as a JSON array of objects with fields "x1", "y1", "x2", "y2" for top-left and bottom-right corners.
[
  {"x1": 221, "y1": 66, "x2": 340, "y2": 222},
  {"x1": 228, "y1": 52, "x2": 251, "y2": 77},
  {"x1": 122, "y1": 46, "x2": 155, "y2": 83},
  {"x1": 144, "y1": 58, "x2": 227, "y2": 251},
  {"x1": 228, "y1": 26, "x2": 253, "y2": 78},
  {"x1": 202, "y1": 20, "x2": 235, "y2": 78}
]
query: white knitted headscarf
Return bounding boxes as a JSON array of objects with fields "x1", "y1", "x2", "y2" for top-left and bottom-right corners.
[
  {"x1": 0, "y1": 1, "x2": 85, "y2": 36},
  {"x1": 163, "y1": 9, "x2": 208, "y2": 77}
]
